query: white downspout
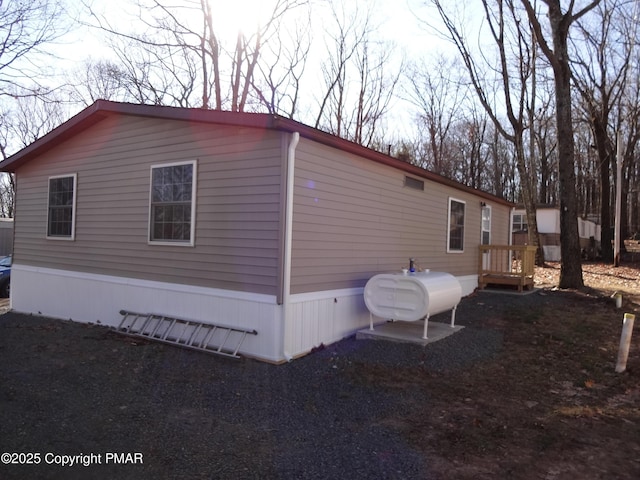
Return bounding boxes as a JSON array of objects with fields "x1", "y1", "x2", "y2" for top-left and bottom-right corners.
[
  {"x1": 509, "y1": 207, "x2": 515, "y2": 246},
  {"x1": 282, "y1": 131, "x2": 299, "y2": 361},
  {"x1": 508, "y1": 207, "x2": 515, "y2": 274}
]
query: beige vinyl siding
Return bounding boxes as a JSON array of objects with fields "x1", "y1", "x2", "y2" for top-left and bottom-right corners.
[
  {"x1": 290, "y1": 139, "x2": 511, "y2": 294},
  {"x1": 13, "y1": 115, "x2": 284, "y2": 295},
  {"x1": 490, "y1": 203, "x2": 512, "y2": 246}
]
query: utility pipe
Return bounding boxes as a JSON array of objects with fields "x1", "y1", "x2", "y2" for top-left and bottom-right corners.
[
  {"x1": 282, "y1": 131, "x2": 300, "y2": 362},
  {"x1": 615, "y1": 313, "x2": 635, "y2": 373}
]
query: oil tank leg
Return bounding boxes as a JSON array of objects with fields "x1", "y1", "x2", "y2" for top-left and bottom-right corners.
[
  {"x1": 422, "y1": 314, "x2": 430, "y2": 339},
  {"x1": 450, "y1": 305, "x2": 457, "y2": 328},
  {"x1": 369, "y1": 312, "x2": 374, "y2": 331}
]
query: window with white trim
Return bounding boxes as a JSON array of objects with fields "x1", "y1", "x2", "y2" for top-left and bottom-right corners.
[
  {"x1": 149, "y1": 161, "x2": 196, "y2": 245},
  {"x1": 47, "y1": 174, "x2": 77, "y2": 239},
  {"x1": 512, "y1": 213, "x2": 528, "y2": 232},
  {"x1": 481, "y1": 205, "x2": 491, "y2": 245},
  {"x1": 447, "y1": 198, "x2": 465, "y2": 252}
]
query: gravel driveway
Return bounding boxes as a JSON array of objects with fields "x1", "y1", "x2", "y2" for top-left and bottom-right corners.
[{"x1": 0, "y1": 293, "x2": 509, "y2": 480}]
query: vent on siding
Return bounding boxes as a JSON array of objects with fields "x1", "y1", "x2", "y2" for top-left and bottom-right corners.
[{"x1": 404, "y1": 176, "x2": 424, "y2": 191}]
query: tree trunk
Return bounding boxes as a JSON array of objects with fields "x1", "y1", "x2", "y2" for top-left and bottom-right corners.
[
  {"x1": 590, "y1": 116, "x2": 613, "y2": 261},
  {"x1": 519, "y1": 0, "x2": 600, "y2": 288},
  {"x1": 551, "y1": 22, "x2": 584, "y2": 288}
]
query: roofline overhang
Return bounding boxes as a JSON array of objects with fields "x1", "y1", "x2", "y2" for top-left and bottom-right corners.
[{"x1": 0, "y1": 100, "x2": 513, "y2": 207}]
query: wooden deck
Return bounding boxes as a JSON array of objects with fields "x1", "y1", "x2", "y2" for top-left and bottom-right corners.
[
  {"x1": 0, "y1": 298, "x2": 10, "y2": 314},
  {"x1": 478, "y1": 245, "x2": 537, "y2": 292}
]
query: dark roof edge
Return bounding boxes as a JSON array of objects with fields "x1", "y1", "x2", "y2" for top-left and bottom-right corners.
[{"x1": 1, "y1": 100, "x2": 513, "y2": 207}]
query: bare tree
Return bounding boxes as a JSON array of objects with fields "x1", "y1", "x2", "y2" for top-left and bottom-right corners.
[
  {"x1": 314, "y1": 2, "x2": 366, "y2": 137},
  {"x1": 617, "y1": 62, "x2": 640, "y2": 241},
  {"x1": 66, "y1": 59, "x2": 131, "y2": 106},
  {"x1": 0, "y1": 174, "x2": 13, "y2": 217},
  {"x1": 0, "y1": 0, "x2": 73, "y2": 218},
  {"x1": 573, "y1": 120, "x2": 599, "y2": 216},
  {"x1": 314, "y1": 2, "x2": 402, "y2": 147},
  {"x1": 252, "y1": 10, "x2": 312, "y2": 117},
  {"x1": 430, "y1": 0, "x2": 544, "y2": 264},
  {"x1": 0, "y1": 94, "x2": 68, "y2": 217},
  {"x1": 86, "y1": 1, "x2": 216, "y2": 108},
  {"x1": 487, "y1": 123, "x2": 519, "y2": 201},
  {"x1": 8, "y1": 94, "x2": 67, "y2": 148},
  {"x1": 0, "y1": 110, "x2": 14, "y2": 217},
  {"x1": 520, "y1": 0, "x2": 601, "y2": 288},
  {"x1": 531, "y1": 95, "x2": 558, "y2": 205},
  {"x1": 403, "y1": 55, "x2": 467, "y2": 176},
  {"x1": 352, "y1": 38, "x2": 402, "y2": 147},
  {"x1": 571, "y1": 0, "x2": 634, "y2": 262},
  {"x1": 464, "y1": 107, "x2": 490, "y2": 191},
  {"x1": 0, "y1": 0, "x2": 70, "y2": 98},
  {"x1": 85, "y1": 0, "x2": 308, "y2": 111}
]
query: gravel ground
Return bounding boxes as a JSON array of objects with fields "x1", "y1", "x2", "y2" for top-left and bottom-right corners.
[{"x1": 0, "y1": 291, "x2": 524, "y2": 480}]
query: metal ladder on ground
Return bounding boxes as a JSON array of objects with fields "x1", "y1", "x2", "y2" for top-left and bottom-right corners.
[{"x1": 116, "y1": 310, "x2": 258, "y2": 359}]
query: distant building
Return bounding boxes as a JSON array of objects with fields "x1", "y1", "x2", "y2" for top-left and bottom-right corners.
[
  {"x1": 512, "y1": 206, "x2": 601, "y2": 261},
  {"x1": 0, "y1": 218, "x2": 13, "y2": 257}
]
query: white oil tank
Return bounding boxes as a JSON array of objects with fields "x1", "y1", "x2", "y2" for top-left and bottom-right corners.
[{"x1": 363, "y1": 271, "x2": 462, "y2": 339}]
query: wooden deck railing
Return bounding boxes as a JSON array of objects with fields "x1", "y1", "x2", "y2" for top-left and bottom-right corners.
[{"x1": 478, "y1": 245, "x2": 537, "y2": 292}]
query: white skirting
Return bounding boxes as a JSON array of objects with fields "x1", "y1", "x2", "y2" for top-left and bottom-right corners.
[
  {"x1": 9, "y1": 265, "x2": 477, "y2": 363},
  {"x1": 286, "y1": 288, "x2": 370, "y2": 358},
  {"x1": 10, "y1": 264, "x2": 284, "y2": 363},
  {"x1": 456, "y1": 274, "x2": 479, "y2": 297}
]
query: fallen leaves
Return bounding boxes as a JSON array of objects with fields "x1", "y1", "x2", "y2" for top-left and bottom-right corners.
[{"x1": 535, "y1": 261, "x2": 640, "y2": 306}]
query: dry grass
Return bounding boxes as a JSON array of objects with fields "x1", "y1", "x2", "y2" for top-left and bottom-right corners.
[
  {"x1": 536, "y1": 260, "x2": 640, "y2": 307},
  {"x1": 356, "y1": 260, "x2": 640, "y2": 479}
]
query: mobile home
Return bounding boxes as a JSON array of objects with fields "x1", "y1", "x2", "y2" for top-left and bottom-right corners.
[{"x1": 1, "y1": 101, "x2": 513, "y2": 362}]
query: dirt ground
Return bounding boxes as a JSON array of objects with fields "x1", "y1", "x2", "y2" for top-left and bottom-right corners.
[
  {"x1": 380, "y1": 260, "x2": 640, "y2": 479},
  {"x1": 0, "y1": 260, "x2": 638, "y2": 479}
]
